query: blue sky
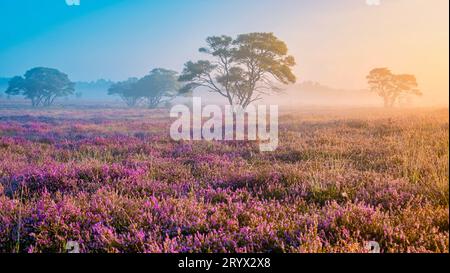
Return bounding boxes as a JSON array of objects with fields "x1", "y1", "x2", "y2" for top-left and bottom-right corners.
[
  {"x1": 0, "y1": 0, "x2": 364, "y2": 81},
  {"x1": 0, "y1": 0, "x2": 319, "y2": 80},
  {"x1": 0, "y1": 0, "x2": 448, "y2": 104}
]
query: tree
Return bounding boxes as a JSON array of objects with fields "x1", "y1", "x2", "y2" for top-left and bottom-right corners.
[
  {"x1": 367, "y1": 68, "x2": 421, "y2": 108},
  {"x1": 135, "y1": 68, "x2": 180, "y2": 108},
  {"x1": 5, "y1": 67, "x2": 75, "y2": 107},
  {"x1": 108, "y1": 77, "x2": 141, "y2": 107},
  {"x1": 179, "y1": 33, "x2": 296, "y2": 107},
  {"x1": 108, "y1": 69, "x2": 180, "y2": 108}
]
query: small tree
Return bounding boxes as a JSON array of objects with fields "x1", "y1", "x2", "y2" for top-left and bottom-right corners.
[
  {"x1": 5, "y1": 67, "x2": 75, "y2": 107},
  {"x1": 108, "y1": 69, "x2": 180, "y2": 108},
  {"x1": 367, "y1": 68, "x2": 421, "y2": 107},
  {"x1": 179, "y1": 32, "x2": 296, "y2": 107},
  {"x1": 108, "y1": 77, "x2": 141, "y2": 107},
  {"x1": 135, "y1": 68, "x2": 180, "y2": 108}
]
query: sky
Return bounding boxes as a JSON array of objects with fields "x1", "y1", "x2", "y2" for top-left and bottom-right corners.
[{"x1": 0, "y1": 0, "x2": 448, "y2": 105}]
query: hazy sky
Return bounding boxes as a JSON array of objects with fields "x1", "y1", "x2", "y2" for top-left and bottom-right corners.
[{"x1": 0, "y1": 0, "x2": 448, "y2": 105}]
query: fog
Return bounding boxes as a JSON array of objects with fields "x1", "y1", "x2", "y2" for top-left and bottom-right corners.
[{"x1": 1, "y1": 0, "x2": 448, "y2": 109}]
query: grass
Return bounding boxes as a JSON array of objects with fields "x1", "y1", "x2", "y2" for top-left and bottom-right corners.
[{"x1": 0, "y1": 106, "x2": 448, "y2": 253}]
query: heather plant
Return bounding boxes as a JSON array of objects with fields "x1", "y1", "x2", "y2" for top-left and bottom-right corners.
[{"x1": 0, "y1": 107, "x2": 448, "y2": 253}]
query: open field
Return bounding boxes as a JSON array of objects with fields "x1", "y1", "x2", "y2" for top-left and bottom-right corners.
[{"x1": 0, "y1": 106, "x2": 448, "y2": 253}]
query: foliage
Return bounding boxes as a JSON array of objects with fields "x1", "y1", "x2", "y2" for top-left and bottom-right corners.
[
  {"x1": 136, "y1": 69, "x2": 180, "y2": 108},
  {"x1": 179, "y1": 33, "x2": 296, "y2": 107},
  {"x1": 5, "y1": 67, "x2": 75, "y2": 107},
  {"x1": 108, "y1": 69, "x2": 180, "y2": 108},
  {"x1": 367, "y1": 68, "x2": 421, "y2": 108},
  {"x1": 108, "y1": 78, "x2": 140, "y2": 107}
]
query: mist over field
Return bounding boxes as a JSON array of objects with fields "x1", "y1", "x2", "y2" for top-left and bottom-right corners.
[{"x1": 0, "y1": 81, "x2": 432, "y2": 109}]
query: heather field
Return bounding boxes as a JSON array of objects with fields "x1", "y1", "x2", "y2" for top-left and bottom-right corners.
[{"x1": 0, "y1": 106, "x2": 448, "y2": 253}]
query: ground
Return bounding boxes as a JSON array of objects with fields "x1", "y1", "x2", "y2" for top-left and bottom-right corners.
[{"x1": 0, "y1": 105, "x2": 448, "y2": 253}]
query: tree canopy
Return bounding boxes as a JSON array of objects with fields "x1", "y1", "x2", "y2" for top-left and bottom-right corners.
[
  {"x1": 108, "y1": 69, "x2": 180, "y2": 108},
  {"x1": 5, "y1": 67, "x2": 75, "y2": 107},
  {"x1": 367, "y1": 68, "x2": 421, "y2": 107},
  {"x1": 179, "y1": 32, "x2": 297, "y2": 107},
  {"x1": 108, "y1": 77, "x2": 140, "y2": 107},
  {"x1": 136, "y1": 68, "x2": 180, "y2": 108}
]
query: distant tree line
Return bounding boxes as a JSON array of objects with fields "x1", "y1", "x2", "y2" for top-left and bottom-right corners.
[
  {"x1": 108, "y1": 32, "x2": 297, "y2": 108},
  {"x1": 3, "y1": 33, "x2": 422, "y2": 108},
  {"x1": 3, "y1": 32, "x2": 298, "y2": 108}
]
